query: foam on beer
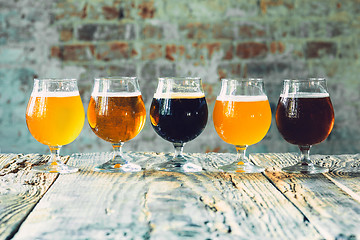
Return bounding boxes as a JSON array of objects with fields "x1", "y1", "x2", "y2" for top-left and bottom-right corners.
[
  {"x1": 216, "y1": 95, "x2": 268, "y2": 102},
  {"x1": 31, "y1": 91, "x2": 80, "y2": 97},
  {"x1": 280, "y1": 92, "x2": 330, "y2": 98},
  {"x1": 153, "y1": 92, "x2": 205, "y2": 99},
  {"x1": 91, "y1": 92, "x2": 142, "y2": 97}
]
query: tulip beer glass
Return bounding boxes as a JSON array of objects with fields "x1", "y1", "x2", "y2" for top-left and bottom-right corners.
[
  {"x1": 87, "y1": 77, "x2": 146, "y2": 172},
  {"x1": 276, "y1": 78, "x2": 335, "y2": 174},
  {"x1": 213, "y1": 78, "x2": 272, "y2": 173},
  {"x1": 150, "y1": 77, "x2": 208, "y2": 172},
  {"x1": 26, "y1": 78, "x2": 85, "y2": 173}
]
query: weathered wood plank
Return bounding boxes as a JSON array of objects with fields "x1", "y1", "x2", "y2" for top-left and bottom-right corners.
[
  {"x1": 252, "y1": 153, "x2": 360, "y2": 239},
  {"x1": 0, "y1": 154, "x2": 68, "y2": 240},
  {"x1": 13, "y1": 152, "x2": 322, "y2": 239},
  {"x1": 321, "y1": 154, "x2": 360, "y2": 203}
]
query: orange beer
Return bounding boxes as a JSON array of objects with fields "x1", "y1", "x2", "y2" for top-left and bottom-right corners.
[
  {"x1": 26, "y1": 92, "x2": 85, "y2": 146},
  {"x1": 213, "y1": 95, "x2": 271, "y2": 146},
  {"x1": 87, "y1": 92, "x2": 146, "y2": 143}
]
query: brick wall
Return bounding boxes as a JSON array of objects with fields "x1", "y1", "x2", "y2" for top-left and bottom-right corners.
[{"x1": 0, "y1": 0, "x2": 359, "y2": 155}]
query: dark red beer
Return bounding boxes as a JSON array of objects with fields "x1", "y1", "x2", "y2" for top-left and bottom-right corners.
[
  {"x1": 150, "y1": 94, "x2": 208, "y2": 143},
  {"x1": 276, "y1": 93, "x2": 334, "y2": 146}
]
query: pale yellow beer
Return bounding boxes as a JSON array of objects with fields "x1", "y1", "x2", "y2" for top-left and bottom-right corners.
[
  {"x1": 87, "y1": 92, "x2": 146, "y2": 143},
  {"x1": 26, "y1": 92, "x2": 85, "y2": 146},
  {"x1": 213, "y1": 95, "x2": 271, "y2": 146}
]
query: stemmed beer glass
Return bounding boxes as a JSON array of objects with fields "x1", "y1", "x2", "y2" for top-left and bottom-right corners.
[
  {"x1": 275, "y1": 78, "x2": 335, "y2": 174},
  {"x1": 87, "y1": 77, "x2": 146, "y2": 172},
  {"x1": 26, "y1": 78, "x2": 85, "y2": 173},
  {"x1": 213, "y1": 78, "x2": 272, "y2": 173},
  {"x1": 150, "y1": 77, "x2": 208, "y2": 172}
]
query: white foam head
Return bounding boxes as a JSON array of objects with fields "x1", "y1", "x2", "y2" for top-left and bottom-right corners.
[
  {"x1": 31, "y1": 91, "x2": 80, "y2": 97},
  {"x1": 153, "y1": 92, "x2": 205, "y2": 99},
  {"x1": 216, "y1": 95, "x2": 268, "y2": 102},
  {"x1": 91, "y1": 91, "x2": 141, "y2": 97},
  {"x1": 280, "y1": 92, "x2": 329, "y2": 98}
]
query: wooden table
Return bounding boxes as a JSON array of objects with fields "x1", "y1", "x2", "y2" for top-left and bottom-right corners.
[{"x1": 0, "y1": 152, "x2": 359, "y2": 239}]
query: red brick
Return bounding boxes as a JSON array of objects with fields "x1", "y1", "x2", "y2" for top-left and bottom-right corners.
[
  {"x1": 213, "y1": 22, "x2": 234, "y2": 39},
  {"x1": 50, "y1": 45, "x2": 95, "y2": 61},
  {"x1": 236, "y1": 42, "x2": 268, "y2": 59},
  {"x1": 131, "y1": 49, "x2": 138, "y2": 57},
  {"x1": 260, "y1": 0, "x2": 294, "y2": 14},
  {"x1": 165, "y1": 45, "x2": 176, "y2": 61},
  {"x1": 55, "y1": 2, "x2": 87, "y2": 20},
  {"x1": 238, "y1": 24, "x2": 266, "y2": 39},
  {"x1": 165, "y1": 44, "x2": 185, "y2": 61},
  {"x1": 83, "y1": 2, "x2": 133, "y2": 20},
  {"x1": 305, "y1": 41, "x2": 337, "y2": 59},
  {"x1": 50, "y1": 46, "x2": 61, "y2": 58},
  {"x1": 81, "y1": 3, "x2": 87, "y2": 18},
  {"x1": 142, "y1": 43, "x2": 162, "y2": 60},
  {"x1": 96, "y1": 42, "x2": 130, "y2": 61},
  {"x1": 63, "y1": 45, "x2": 95, "y2": 61},
  {"x1": 270, "y1": 41, "x2": 285, "y2": 54},
  {"x1": 138, "y1": 1, "x2": 155, "y2": 19},
  {"x1": 102, "y1": 6, "x2": 119, "y2": 20},
  {"x1": 194, "y1": 42, "x2": 233, "y2": 60},
  {"x1": 141, "y1": 24, "x2": 163, "y2": 39},
  {"x1": 205, "y1": 43, "x2": 220, "y2": 59},
  {"x1": 60, "y1": 29, "x2": 73, "y2": 42},
  {"x1": 180, "y1": 23, "x2": 211, "y2": 39},
  {"x1": 223, "y1": 44, "x2": 234, "y2": 60}
]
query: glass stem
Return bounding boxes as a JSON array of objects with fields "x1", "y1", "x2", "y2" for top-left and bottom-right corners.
[
  {"x1": 299, "y1": 145, "x2": 312, "y2": 166},
  {"x1": 173, "y1": 142, "x2": 184, "y2": 158},
  {"x1": 235, "y1": 145, "x2": 249, "y2": 165},
  {"x1": 49, "y1": 146, "x2": 61, "y2": 165},
  {"x1": 112, "y1": 142, "x2": 126, "y2": 164}
]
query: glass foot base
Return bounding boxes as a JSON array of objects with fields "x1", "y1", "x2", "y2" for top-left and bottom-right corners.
[
  {"x1": 282, "y1": 162, "x2": 328, "y2": 174},
  {"x1": 32, "y1": 161, "x2": 78, "y2": 174},
  {"x1": 94, "y1": 161, "x2": 141, "y2": 173},
  {"x1": 219, "y1": 162, "x2": 265, "y2": 173},
  {"x1": 155, "y1": 161, "x2": 203, "y2": 173}
]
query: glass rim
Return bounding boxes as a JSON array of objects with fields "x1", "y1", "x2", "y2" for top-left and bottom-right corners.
[
  {"x1": 221, "y1": 78, "x2": 263, "y2": 82},
  {"x1": 284, "y1": 78, "x2": 326, "y2": 82},
  {"x1": 94, "y1": 76, "x2": 137, "y2": 81},
  {"x1": 158, "y1": 77, "x2": 201, "y2": 81},
  {"x1": 34, "y1": 78, "x2": 77, "y2": 82}
]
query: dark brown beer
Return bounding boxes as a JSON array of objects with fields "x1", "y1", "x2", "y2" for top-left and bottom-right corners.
[
  {"x1": 87, "y1": 93, "x2": 146, "y2": 143},
  {"x1": 275, "y1": 93, "x2": 334, "y2": 146},
  {"x1": 150, "y1": 93, "x2": 208, "y2": 143}
]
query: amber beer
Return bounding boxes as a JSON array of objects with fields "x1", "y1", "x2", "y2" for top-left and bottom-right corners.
[
  {"x1": 276, "y1": 93, "x2": 335, "y2": 146},
  {"x1": 26, "y1": 92, "x2": 85, "y2": 146},
  {"x1": 213, "y1": 95, "x2": 272, "y2": 146},
  {"x1": 87, "y1": 92, "x2": 146, "y2": 143}
]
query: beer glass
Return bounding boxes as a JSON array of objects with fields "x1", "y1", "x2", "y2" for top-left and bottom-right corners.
[
  {"x1": 26, "y1": 78, "x2": 85, "y2": 173},
  {"x1": 213, "y1": 78, "x2": 271, "y2": 173},
  {"x1": 150, "y1": 77, "x2": 208, "y2": 172},
  {"x1": 276, "y1": 78, "x2": 335, "y2": 174},
  {"x1": 87, "y1": 77, "x2": 146, "y2": 172}
]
